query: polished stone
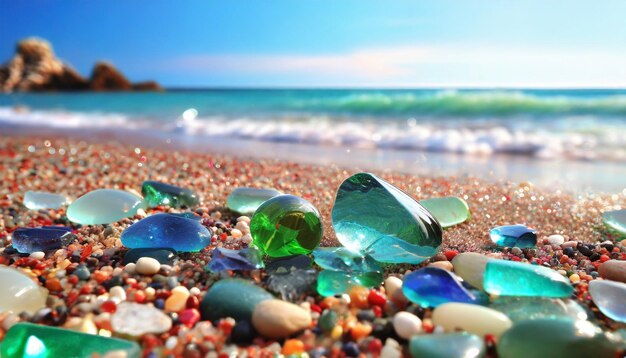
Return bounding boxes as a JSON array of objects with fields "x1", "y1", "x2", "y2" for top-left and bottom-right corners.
[
  {"x1": 67, "y1": 189, "x2": 146, "y2": 225},
  {"x1": 0, "y1": 266, "x2": 47, "y2": 314},
  {"x1": 23, "y1": 191, "x2": 68, "y2": 210},
  {"x1": 490, "y1": 297, "x2": 589, "y2": 322},
  {"x1": 123, "y1": 248, "x2": 177, "y2": 265},
  {"x1": 484, "y1": 260, "x2": 573, "y2": 298},
  {"x1": 602, "y1": 209, "x2": 626, "y2": 236},
  {"x1": 12, "y1": 226, "x2": 75, "y2": 254},
  {"x1": 2, "y1": 323, "x2": 140, "y2": 358},
  {"x1": 227, "y1": 187, "x2": 282, "y2": 214},
  {"x1": 489, "y1": 224, "x2": 537, "y2": 248},
  {"x1": 331, "y1": 172, "x2": 442, "y2": 264},
  {"x1": 409, "y1": 333, "x2": 485, "y2": 358},
  {"x1": 207, "y1": 247, "x2": 264, "y2": 271},
  {"x1": 419, "y1": 196, "x2": 470, "y2": 228},
  {"x1": 451, "y1": 252, "x2": 493, "y2": 290},
  {"x1": 111, "y1": 302, "x2": 172, "y2": 337},
  {"x1": 141, "y1": 180, "x2": 199, "y2": 208},
  {"x1": 200, "y1": 279, "x2": 273, "y2": 321},
  {"x1": 250, "y1": 194, "x2": 323, "y2": 258},
  {"x1": 317, "y1": 270, "x2": 384, "y2": 297},
  {"x1": 313, "y1": 247, "x2": 382, "y2": 273},
  {"x1": 432, "y1": 302, "x2": 512, "y2": 338},
  {"x1": 589, "y1": 280, "x2": 626, "y2": 323},
  {"x1": 121, "y1": 213, "x2": 212, "y2": 252},
  {"x1": 402, "y1": 267, "x2": 482, "y2": 307}
]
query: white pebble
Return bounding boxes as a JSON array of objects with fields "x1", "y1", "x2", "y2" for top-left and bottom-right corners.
[
  {"x1": 237, "y1": 216, "x2": 251, "y2": 223},
  {"x1": 165, "y1": 336, "x2": 178, "y2": 350},
  {"x1": 135, "y1": 257, "x2": 161, "y2": 275},
  {"x1": 235, "y1": 221, "x2": 249, "y2": 233},
  {"x1": 190, "y1": 287, "x2": 201, "y2": 296},
  {"x1": 29, "y1": 251, "x2": 45, "y2": 260},
  {"x1": 109, "y1": 286, "x2": 127, "y2": 302},
  {"x1": 548, "y1": 234, "x2": 565, "y2": 246},
  {"x1": 380, "y1": 338, "x2": 402, "y2": 358},
  {"x1": 392, "y1": 311, "x2": 422, "y2": 339},
  {"x1": 124, "y1": 263, "x2": 136, "y2": 274},
  {"x1": 241, "y1": 234, "x2": 253, "y2": 244},
  {"x1": 230, "y1": 229, "x2": 243, "y2": 239},
  {"x1": 385, "y1": 276, "x2": 403, "y2": 297}
]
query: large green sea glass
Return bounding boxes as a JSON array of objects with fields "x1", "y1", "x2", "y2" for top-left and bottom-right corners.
[
  {"x1": 67, "y1": 189, "x2": 146, "y2": 225},
  {"x1": 419, "y1": 196, "x2": 470, "y2": 228},
  {"x1": 331, "y1": 173, "x2": 442, "y2": 264},
  {"x1": 484, "y1": 260, "x2": 573, "y2": 298}
]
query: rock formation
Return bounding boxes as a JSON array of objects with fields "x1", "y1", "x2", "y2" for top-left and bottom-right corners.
[{"x1": 0, "y1": 38, "x2": 161, "y2": 92}]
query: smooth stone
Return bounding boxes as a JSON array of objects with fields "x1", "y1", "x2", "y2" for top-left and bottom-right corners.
[
  {"x1": 490, "y1": 297, "x2": 589, "y2": 322},
  {"x1": 250, "y1": 194, "x2": 323, "y2": 258},
  {"x1": 432, "y1": 302, "x2": 512, "y2": 338},
  {"x1": 497, "y1": 318, "x2": 622, "y2": 358},
  {"x1": 200, "y1": 279, "x2": 273, "y2": 322},
  {"x1": 484, "y1": 260, "x2": 573, "y2": 298},
  {"x1": 313, "y1": 247, "x2": 382, "y2": 273},
  {"x1": 331, "y1": 172, "x2": 442, "y2": 264},
  {"x1": 547, "y1": 234, "x2": 565, "y2": 246},
  {"x1": 124, "y1": 248, "x2": 177, "y2": 265},
  {"x1": 318, "y1": 310, "x2": 338, "y2": 333},
  {"x1": 23, "y1": 191, "x2": 68, "y2": 210},
  {"x1": 227, "y1": 187, "x2": 282, "y2": 214},
  {"x1": 251, "y1": 299, "x2": 312, "y2": 338},
  {"x1": 0, "y1": 266, "x2": 47, "y2": 314},
  {"x1": 317, "y1": 270, "x2": 383, "y2": 297},
  {"x1": 141, "y1": 180, "x2": 199, "y2": 208},
  {"x1": 135, "y1": 257, "x2": 161, "y2": 275},
  {"x1": 12, "y1": 226, "x2": 75, "y2": 254},
  {"x1": 451, "y1": 252, "x2": 493, "y2": 291},
  {"x1": 419, "y1": 196, "x2": 470, "y2": 228},
  {"x1": 599, "y1": 260, "x2": 626, "y2": 283},
  {"x1": 2, "y1": 323, "x2": 140, "y2": 358},
  {"x1": 267, "y1": 269, "x2": 317, "y2": 301},
  {"x1": 165, "y1": 286, "x2": 190, "y2": 313},
  {"x1": 392, "y1": 311, "x2": 422, "y2": 339},
  {"x1": 489, "y1": 224, "x2": 537, "y2": 248},
  {"x1": 111, "y1": 302, "x2": 172, "y2": 336},
  {"x1": 385, "y1": 276, "x2": 403, "y2": 297},
  {"x1": 67, "y1": 189, "x2": 146, "y2": 225},
  {"x1": 121, "y1": 213, "x2": 212, "y2": 252},
  {"x1": 402, "y1": 267, "x2": 482, "y2": 308},
  {"x1": 266, "y1": 255, "x2": 312, "y2": 273},
  {"x1": 207, "y1": 247, "x2": 264, "y2": 271},
  {"x1": 589, "y1": 280, "x2": 626, "y2": 323},
  {"x1": 409, "y1": 333, "x2": 485, "y2": 358},
  {"x1": 602, "y1": 209, "x2": 626, "y2": 236}
]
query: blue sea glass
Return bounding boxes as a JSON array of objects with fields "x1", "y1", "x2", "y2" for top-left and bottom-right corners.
[
  {"x1": 589, "y1": 280, "x2": 626, "y2": 323},
  {"x1": 12, "y1": 226, "x2": 75, "y2": 253},
  {"x1": 23, "y1": 191, "x2": 68, "y2": 210},
  {"x1": 207, "y1": 247, "x2": 264, "y2": 271},
  {"x1": 489, "y1": 224, "x2": 537, "y2": 248},
  {"x1": 121, "y1": 213, "x2": 212, "y2": 252},
  {"x1": 402, "y1": 267, "x2": 483, "y2": 308}
]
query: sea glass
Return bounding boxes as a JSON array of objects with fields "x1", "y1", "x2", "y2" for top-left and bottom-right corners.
[
  {"x1": 402, "y1": 267, "x2": 483, "y2": 307},
  {"x1": 200, "y1": 279, "x2": 273, "y2": 321},
  {"x1": 0, "y1": 266, "x2": 47, "y2": 314},
  {"x1": 121, "y1": 213, "x2": 212, "y2": 252},
  {"x1": 589, "y1": 280, "x2": 626, "y2": 323},
  {"x1": 141, "y1": 180, "x2": 199, "y2": 208},
  {"x1": 484, "y1": 260, "x2": 573, "y2": 298},
  {"x1": 490, "y1": 297, "x2": 589, "y2": 322},
  {"x1": 23, "y1": 191, "x2": 68, "y2": 210},
  {"x1": 419, "y1": 196, "x2": 470, "y2": 228},
  {"x1": 409, "y1": 333, "x2": 485, "y2": 358},
  {"x1": 207, "y1": 247, "x2": 264, "y2": 271},
  {"x1": 226, "y1": 188, "x2": 282, "y2": 214},
  {"x1": 489, "y1": 224, "x2": 537, "y2": 248},
  {"x1": 67, "y1": 189, "x2": 146, "y2": 225},
  {"x1": 317, "y1": 270, "x2": 384, "y2": 297},
  {"x1": 602, "y1": 209, "x2": 626, "y2": 236},
  {"x1": 313, "y1": 247, "x2": 382, "y2": 273},
  {"x1": 12, "y1": 226, "x2": 75, "y2": 253}
]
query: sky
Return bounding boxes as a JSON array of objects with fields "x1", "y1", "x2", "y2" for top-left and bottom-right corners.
[{"x1": 2, "y1": 0, "x2": 626, "y2": 88}]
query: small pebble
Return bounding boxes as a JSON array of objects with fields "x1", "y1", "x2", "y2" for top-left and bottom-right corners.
[
  {"x1": 135, "y1": 257, "x2": 161, "y2": 275},
  {"x1": 392, "y1": 311, "x2": 422, "y2": 339}
]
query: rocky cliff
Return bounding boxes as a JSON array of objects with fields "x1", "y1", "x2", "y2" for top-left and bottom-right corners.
[{"x1": 0, "y1": 38, "x2": 161, "y2": 92}]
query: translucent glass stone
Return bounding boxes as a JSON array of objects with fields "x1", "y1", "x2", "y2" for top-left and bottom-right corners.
[
  {"x1": 331, "y1": 173, "x2": 442, "y2": 264},
  {"x1": 23, "y1": 191, "x2": 68, "y2": 210},
  {"x1": 121, "y1": 213, "x2": 212, "y2": 252},
  {"x1": 419, "y1": 196, "x2": 470, "y2": 228},
  {"x1": 317, "y1": 270, "x2": 383, "y2": 297},
  {"x1": 12, "y1": 226, "x2": 75, "y2": 253},
  {"x1": 0, "y1": 266, "x2": 48, "y2": 314},
  {"x1": 484, "y1": 260, "x2": 573, "y2": 298},
  {"x1": 67, "y1": 189, "x2": 146, "y2": 225},
  {"x1": 602, "y1": 209, "x2": 626, "y2": 236},
  {"x1": 226, "y1": 188, "x2": 282, "y2": 214},
  {"x1": 312, "y1": 247, "x2": 382, "y2": 273},
  {"x1": 490, "y1": 297, "x2": 589, "y2": 322},
  {"x1": 250, "y1": 195, "x2": 323, "y2": 258},
  {"x1": 489, "y1": 224, "x2": 537, "y2": 248},
  {"x1": 402, "y1": 267, "x2": 483, "y2": 308},
  {"x1": 589, "y1": 280, "x2": 626, "y2": 323},
  {"x1": 409, "y1": 333, "x2": 485, "y2": 358},
  {"x1": 141, "y1": 180, "x2": 199, "y2": 208},
  {"x1": 207, "y1": 247, "x2": 265, "y2": 271},
  {"x1": 2, "y1": 323, "x2": 140, "y2": 358}
]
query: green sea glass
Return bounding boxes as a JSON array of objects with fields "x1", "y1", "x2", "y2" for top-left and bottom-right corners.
[
  {"x1": 409, "y1": 333, "x2": 485, "y2": 358},
  {"x1": 317, "y1": 270, "x2": 383, "y2": 297},
  {"x1": 602, "y1": 209, "x2": 626, "y2": 236},
  {"x1": 141, "y1": 180, "x2": 199, "y2": 208},
  {"x1": 67, "y1": 189, "x2": 146, "y2": 225},
  {"x1": 2, "y1": 323, "x2": 141, "y2": 358},
  {"x1": 250, "y1": 194, "x2": 323, "y2": 258},
  {"x1": 331, "y1": 173, "x2": 442, "y2": 264},
  {"x1": 0, "y1": 266, "x2": 47, "y2": 314},
  {"x1": 484, "y1": 260, "x2": 573, "y2": 298},
  {"x1": 227, "y1": 188, "x2": 282, "y2": 214},
  {"x1": 419, "y1": 196, "x2": 470, "y2": 228}
]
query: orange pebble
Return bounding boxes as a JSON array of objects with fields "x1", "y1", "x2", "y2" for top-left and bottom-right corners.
[
  {"x1": 320, "y1": 296, "x2": 340, "y2": 310},
  {"x1": 282, "y1": 339, "x2": 305, "y2": 355},
  {"x1": 46, "y1": 278, "x2": 62, "y2": 291},
  {"x1": 350, "y1": 323, "x2": 373, "y2": 340},
  {"x1": 349, "y1": 286, "x2": 370, "y2": 309},
  {"x1": 93, "y1": 270, "x2": 110, "y2": 283}
]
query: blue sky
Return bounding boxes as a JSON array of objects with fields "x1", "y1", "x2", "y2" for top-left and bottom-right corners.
[{"x1": 2, "y1": 0, "x2": 626, "y2": 88}]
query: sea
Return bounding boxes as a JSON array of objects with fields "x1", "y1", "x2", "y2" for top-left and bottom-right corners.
[{"x1": 1, "y1": 89, "x2": 625, "y2": 192}]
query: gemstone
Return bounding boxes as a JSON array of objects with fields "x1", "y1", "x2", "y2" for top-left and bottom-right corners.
[
  {"x1": 589, "y1": 280, "x2": 626, "y2": 323},
  {"x1": 121, "y1": 213, "x2": 212, "y2": 252},
  {"x1": 497, "y1": 318, "x2": 622, "y2": 358},
  {"x1": 419, "y1": 196, "x2": 470, "y2": 228},
  {"x1": 432, "y1": 302, "x2": 512, "y2": 338},
  {"x1": 123, "y1": 248, "x2": 177, "y2": 265},
  {"x1": 313, "y1": 247, "x2": 382, "y2": 273},
  {"x1": 402, "y1": 267, "x2": 483, "y2": 308},
  {"x1": 67, "y1": 189, "x2": 146, "y2": 225},
  {"x1": 451, "y1": 252, "x2": 493, "y2": 290},
  {"x1": 331, "y1": 172, "x2": 442, "y2": 264},
  {"x1": 0, "y1": 266, "x2": 47, "y2": 314},
  {"x1": 489, "y1": 224, "x2": 537, "y2": 248},
  {"x1": 250, "y1": 194, "x2": 323, "y2": 258},
  {"x1": 602, "y1": 209, "x2": 626, "y2": 236},
  {"x1": 484, "y1": 260, "x2": 573, "y2": 297},
  {"x1": 141, "y1": 180, "x2": 199, "y2": 208},
  {"x1": 200, "y1": 279, "x2": 273, "y2": 321},
  {"x1": 267, "y1": 269, "x2": 317, "y2": 301},
  {"x1": 266, "y1": 255, "x2": 312, "y2": 273},
  {"x1": 409, "y1": 333, "x2": 485, "y2": 358},
  {"x1": 23, "y1": 191, "x2": 68, "y2": 210},
  {"x1": 111, "y1": 302, "x2": 172, "y2": 336},
  {"x1": 227, "y1": 187, "x2": 282, "y2": 214},
  {"x1": 2, "y1": 323, "x2": 140, "y2": 358},
  {"x1": 317, "y1": 270, "x2": 384, "y2": 297},
  {"x1": 490, "y1": 297, "x2": 589, "y2": 322},
  {"x1": 12, "y1": 226, "x2": 75, "y2": 254},
  {"x1": 207, "y1": 247, "x2": 264, "y2": 272}
]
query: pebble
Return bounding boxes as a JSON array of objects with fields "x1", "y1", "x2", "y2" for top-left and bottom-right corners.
[
  {"x1": 135, "y1": 257, "x2": 161, "y2": 275},
  {"x1": 451, "y1": 252, "x2": 492, "y2": 290},
  {"x1": 427, "y1": 261, "x2": 453, "y2": 271},
  {"x1": 547, "y1": 234, "x2": 565, "y2": 246},
  {"x1": 123, "y1": 263, "x2": 136, "y2": 274},
  {"x1": 252, "y1": 299, "x2": 312, "y2": 338},
  {"x1": 432, "y1": 302, "x2": 512, "y2": 338},
  {"x1": 384, "y1": 276, "x2": 403, "y2": 297},
  {"x1": 29, "y1": 251, "x2": 45, "y2": 259},
  {"x1": 165, "y1": 286, "x2": 190, "y2": 312},
  {"x1": 598, "y1": 260, "x2": 626, "y2": 283},
  {"x1": 111, "y1": 302, "x2": 172, "y2": 337},
  {"x1": 380, "y1": 338, "x2": 402, "y2": 358},
  {"x1": 392, "y1": 311, "x2": 422, "y2": 339}
]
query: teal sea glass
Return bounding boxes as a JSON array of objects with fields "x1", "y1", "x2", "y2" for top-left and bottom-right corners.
[
  {"x1": 602, "y1": 209, "x2": 626, "y2": 236},
  {"x1": 23, "y1": 191, "x2": 68, "y2": 210},
  {"x1": 484, "y1": 260, "x2": 573, "y2": 298},
  {"x1": 227, "y1": 188, "x2": 282, "y2": 214}
]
